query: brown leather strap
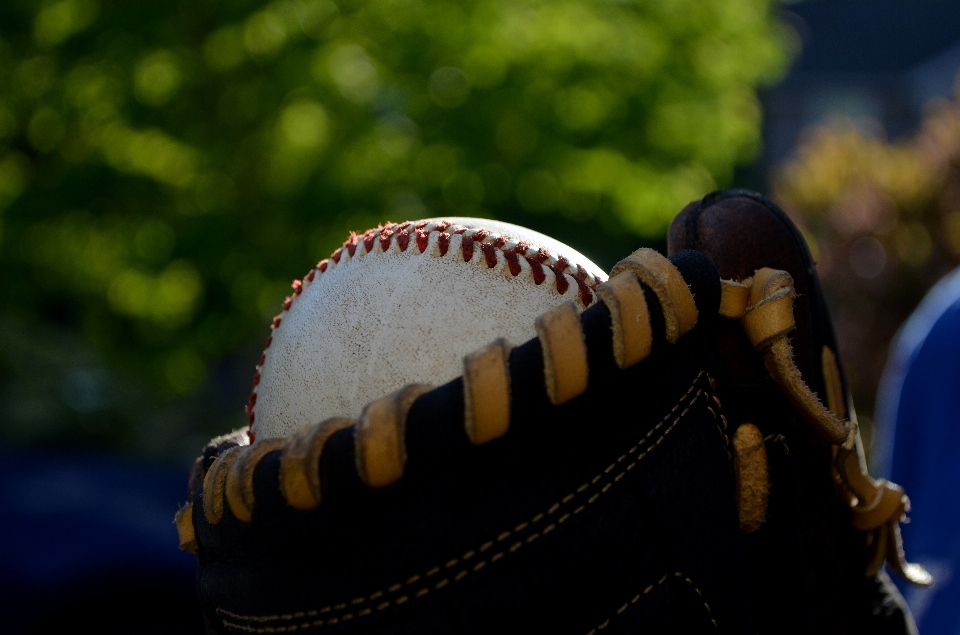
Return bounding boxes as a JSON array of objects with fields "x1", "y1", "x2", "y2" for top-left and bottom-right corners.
[
  {"x1": 202, "y1": 445, "x2": 243, "y2": 525},
  {"x1": 739, "y1": 270, "x2": 851, "y2": 445},
  {"x1": 535, "y1": 302, "x2": 588, "y2": 405},
  {"x1": 175, "y1": 503, "x2": 197, "y2": 553},
  {"x1": 463, "y1": 339, "x2": 512, "y2": 445},
  {"x1": 611, "y1": 248, "x2": 697, "y2": 343},
  {"x1": 719, "y1": 279, "x2": 750, "y2": 319},
  {"x1": 280, "y1": 417, "x2": 354, "y2": 510},
  {"x1": 226, "y1": 438, "x2": 287, "y2": 523},
  {"x1": 733, "y1": 423, "x2": 769, "y2": 534},
  {"x1": 820, "y1": 345, "x2": 848, "y2": 420},
  {"x1": 596, "y1": 271, "x2": 653, "y2": 369},
  {"x1": 741, "y1": 268, "x2": 795, "y2": 350},
  {"x1": 355, "y1": 384, "x2": 433, "y2": 488}
]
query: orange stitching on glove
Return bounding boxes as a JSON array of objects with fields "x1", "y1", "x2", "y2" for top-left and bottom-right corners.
[
  {"x1": 585, "y1": 572, "x2": 717, "y2": 635},
  {"x1": 215, "y1": 375, "x2": 711, "y2": 630}
]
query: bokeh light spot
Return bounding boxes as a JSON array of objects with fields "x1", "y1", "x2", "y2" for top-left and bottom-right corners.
[
  {"x1": 377, "y1": 115, "x2": 417, "y2": 157},
  {"x1": 244, "y1": 10, "x2": 288, "y2": 61},
  {"x1": 16, "y1": 57, "x2": 57, "y2": 99},
  {"x1": 296, "y1": 0, "x2": 340, "y2": 38},
  {"x1": 165, "y1": 348, "x2": 207, "y2": 396},
  {"x1": 27, "y1": 107, "x2": 66, "y2": 153},
  {"x1": 33, "y1": 0, "x2": 98, "y2": 47},
  {"x1": 326, "y1": 44, "x2": 380, "y2": 103},
  {"x1": 516, "y1": 170, "x2": 559, "y2": 212},
  {"x1": 415, "y1": 144, "x2": 460, "y2": 187},
  {"x1": 0, "y1": 153, "x2": 29, "y2": 199},
  {"x1": 204, "y1": 26, "x2": 246, "y2": 72},
  {"x1": 849, "y1": 236, "x2": 886, "y2": 279},
  {"x1": 945, "y1": 210, "x2": 960, "y2": 257},
  {"x1": 429, "y1": 67, "x2": 470, "y2": 109},
  {"x1": 134, "y1": 219, "x2": 176, "y2": 263},
  {"x1": 279, "y1": 100, "x2": 329, "y2": 151},
  {"x1": 443, "y1": 171, "x2": 484, "y2": 212},
  {"x1": 556, "y1": 85, "x2": 616, "y2": 131},
  {"x1": 463, "y1": 47, "x2": 507, "y2": 89},
  {"x1": 390, "y1": 189, "x2": 426, "y2": 218},
  {"x1": 134, "y1": 50, "x2": 182, "y2": 107},
  {"x1": 0, "y1": 106, "x2": 18, "y2": 141},
  {"x1": 893, "y1": 222, "x2": 932, "y2": 266},
  {"x1": 495, "y1": 115, "x2": 538, "y2": 162},
  {"x1": 478, "y1": 163, "x2": 511, "y2": 206}
]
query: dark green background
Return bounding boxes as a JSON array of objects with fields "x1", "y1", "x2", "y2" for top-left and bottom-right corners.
[{"x1": 0, "y1": 0, "x2": 791, "y2": 460}]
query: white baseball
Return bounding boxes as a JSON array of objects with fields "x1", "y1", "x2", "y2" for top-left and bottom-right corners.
[{"x1": 248, "y1": 218, "x2": 607, "y2": 441}]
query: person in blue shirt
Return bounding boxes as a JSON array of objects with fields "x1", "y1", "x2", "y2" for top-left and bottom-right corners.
[{"x1": 875, "y1": 265, "x2": 960, "y2": 634}]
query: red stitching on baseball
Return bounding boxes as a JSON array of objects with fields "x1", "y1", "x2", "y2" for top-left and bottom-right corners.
[
  {"x1": 550, "y1": 262, "x2": 570, "y2": 295},
  {"x1": 345, "y1": 233, "x2": 359, "y2": 258},
  {"x1": 526, "y1": 257, "x2": 546, "y2": 284},
  {"x1": 415, "y1": 229, "x2": 429, "y2": 254},
  {"x1": 360, "y1": 230, "x2": 373, "y2": 254},
  {"x1": 480, "y1": 243, "x2": 497, "y2": 268},
  {"x1": 503, "y1": 250, "x2": 521, "y2": 276},
  {"x1": 572, "y1": 265, "x2": 594, "y2": 307},
  {"x1": 246, "y1": 220, "x2": 602, "y2": 436},
  {"x1": 397, "y1": 231, "x2": 410, "y2": 252},
  {"x1": 438, "y1": 232, "x2": 450, "y2": 256}
]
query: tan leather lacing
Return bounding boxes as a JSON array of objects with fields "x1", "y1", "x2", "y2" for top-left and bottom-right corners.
[
  {"x1": 186, "y1": 248, "x2": 693, "y2": 530},
  {"x1": 180, "y1": 254, "x2": 931, "y2": 590},
  {"x1": 174, "y1": 503, "x2": 197, "y2": 554},
  {"x1": 355, "y1": 384, "x2": 433, "y2": 488},
  {"x1": 463, "y1": 339, "x2": 513, "y2": 445},
  {"x1": 732, "y1": 423, "x2": 768, "y2": 535},
  {"x1": 724, "y1": 268, "x2": 931, "y2": 587}
]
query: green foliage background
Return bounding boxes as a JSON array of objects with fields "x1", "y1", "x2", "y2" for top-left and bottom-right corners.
[{"x1": 0, "y1": 0, "x2": 791, "y2": 458}]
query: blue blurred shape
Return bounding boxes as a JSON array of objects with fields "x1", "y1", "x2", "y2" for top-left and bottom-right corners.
[
  {"x1": 0, "y1": 449, "x2": 202, "y2": 633},
  {"x1": 876, "y1": 266, "x2": 960, "y2": 635}
]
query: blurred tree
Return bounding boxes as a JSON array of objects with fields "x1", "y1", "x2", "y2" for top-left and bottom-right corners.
[
  {"x1": 774, "y1": 85, "x2": 960, "y2": 442},
  {"x1": 0, "y1": 0, "x2": 791, "y2": 456}
]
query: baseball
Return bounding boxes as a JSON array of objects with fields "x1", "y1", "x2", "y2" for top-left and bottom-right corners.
[{"x1": 247, "y1": 217, "x2": 607, "y2": 441}]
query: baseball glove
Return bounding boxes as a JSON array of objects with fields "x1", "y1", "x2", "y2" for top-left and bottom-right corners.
[{"x1": 177, "y1": 193, "x2": 928, "y2": 634}]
